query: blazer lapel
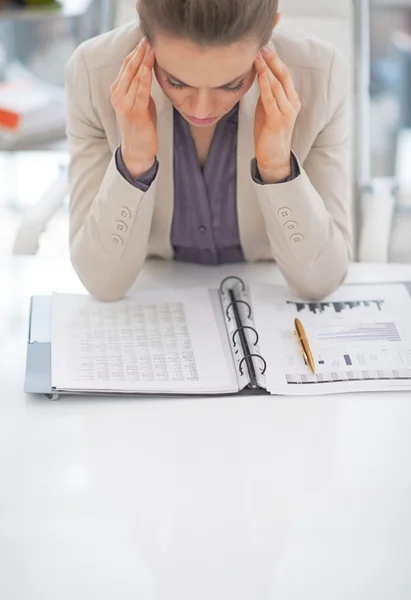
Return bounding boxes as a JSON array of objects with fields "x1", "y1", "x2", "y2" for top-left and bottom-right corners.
[
  {"x1": 237, "y1": 72, "x2": 271, "y2": 261},
  {"x1": 149, "y1": 71, "x2": 175, "y2": 258}
]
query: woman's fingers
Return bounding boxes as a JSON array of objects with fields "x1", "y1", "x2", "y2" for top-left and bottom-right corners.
[
  {"x1": 133, "y1": 65, "x2": 153, "y2": 112},
  {"x1": 118, "y1": 42, "x2": 144, "y2": 81},
  {"x1": 255, "y1": 51, "x2": 300, "y2": 117},
  {"x1": 123, "y1": 47, "x2": 155, "y2": 111},
  {"x1": 261, "y1": 59, "x2": 290, "y2": 115},
  {"x1": 111, "y1": 38, "x2": 148, "y2": 98},
  {"x1": 261, "y1": 48, "x2": 300, "y2": 107},
  {"x1": 142, "y1": 45, "x2": 155, "y2": 73},
  {"x1": 118, "y1": 44, "x2": 147, "y2": 95},
  {"x1": 258, "y1": 71, "x2": 278, "y2": 117},
  {"x1": 111, "y1": 41, "x2": 145, "y2": 94},
  {"x1": 268, "y1": 74, "x2": 290, "y2": 116}
]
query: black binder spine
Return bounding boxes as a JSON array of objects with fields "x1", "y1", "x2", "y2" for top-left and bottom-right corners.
[
  {"x1": 227, "y1": 288, "x2": 258, "y2": 388},
  {"x1": 220, "y1": 276, "x2": 267, "y2": 389}
]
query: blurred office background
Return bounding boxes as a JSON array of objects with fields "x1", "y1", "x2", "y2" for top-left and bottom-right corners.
[{"x1": 1, "y1": 0, "x2": 411, "y2": 261}]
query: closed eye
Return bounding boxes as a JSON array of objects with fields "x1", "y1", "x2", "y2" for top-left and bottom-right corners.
[{"x1": 165, "y1": 77, "x2": 246, "y2": 93}]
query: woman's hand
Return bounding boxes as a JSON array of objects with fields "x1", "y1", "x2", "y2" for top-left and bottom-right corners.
[
  {"x1": 110, "y1": 38, "x2": 157, "y2": 178},
  {"x1": 254, "y1": 47, "x2": 301, "y2": 183}
]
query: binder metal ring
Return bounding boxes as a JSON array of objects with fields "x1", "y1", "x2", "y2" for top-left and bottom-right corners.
[
  {"x1": 226, "y1": 300, "x2": 252, "y2": 321},
  {"x1": 233, "y1": 326, "x2": 259, "y2": 347},
  {"x1": 219, "y1": 276, "x2": 246, "y2": 294},
  {"x1": 239, "y1": 354, "x2": 267, "y2": 375}
]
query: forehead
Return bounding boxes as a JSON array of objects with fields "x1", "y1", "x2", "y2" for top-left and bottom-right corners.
[{"x1": 153, "y1": 34, "x2": 259, "y2": 88}]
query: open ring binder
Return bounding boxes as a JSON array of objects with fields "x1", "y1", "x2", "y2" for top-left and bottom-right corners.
[
  {"x1": 28, "y1": 274, "x2": 411, "y2": 399},
  {"x1": 239, "y1": 355, "x2": 267, "y2": 376},
  {"x1": 221, "y1": 277, "x2": 267, "y2": 390},
  {"x1": 219, "y1": 275, "x2": 246, "y2": 294},
  {"x1": 232, "y1": 326, "x2": 259, "y2": 347},
  {"x1": 226, "y1": 300, "x2": 252, "y2": 321}
]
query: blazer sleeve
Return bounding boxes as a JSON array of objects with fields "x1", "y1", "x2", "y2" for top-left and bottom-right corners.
[
  {"x1": 254, "y1": 47, "x2": 352, "y2": 300},
  {"x1": 65, "y1": 46, "x2": 157, "y2": 301}
]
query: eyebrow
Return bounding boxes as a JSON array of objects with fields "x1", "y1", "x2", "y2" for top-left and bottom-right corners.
[{"x1": 161, "y1": 68, "x2": 250, "y2": 89}]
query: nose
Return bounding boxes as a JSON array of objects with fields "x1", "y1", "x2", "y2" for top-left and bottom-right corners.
[{"x1": 189, "y1": 89, "x2": 215, "y2": 119}]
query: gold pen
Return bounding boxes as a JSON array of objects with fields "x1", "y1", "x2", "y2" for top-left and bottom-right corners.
[{"x1": 294, "y1": 318, "x2": 316, "y2": 374}]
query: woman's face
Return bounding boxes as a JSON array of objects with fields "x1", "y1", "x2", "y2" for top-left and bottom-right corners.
[{"x1": 152, "y1": 34, "x2": 261, "y2": 128}]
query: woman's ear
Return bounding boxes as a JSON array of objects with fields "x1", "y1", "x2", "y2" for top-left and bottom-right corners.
[{"x1": 273, "y1": 12, "x2": 281, "y2": 29}]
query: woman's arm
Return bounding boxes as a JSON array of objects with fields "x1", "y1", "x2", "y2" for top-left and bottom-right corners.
[
  {"x1": 254, "y1": 48, "x2": 351, "y2": 300},
  {"x1": 66, "y1": 44, "x2": 157, "y2": 301}
]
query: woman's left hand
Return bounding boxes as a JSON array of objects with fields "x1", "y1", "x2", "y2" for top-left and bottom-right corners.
[{"x1": 254, "y1": 47, "x2": 301, "y2": 183}]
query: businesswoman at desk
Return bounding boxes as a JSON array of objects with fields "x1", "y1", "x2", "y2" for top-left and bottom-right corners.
[{"x1": 65, "y1": 0, "x2": 351, "y2": 302}]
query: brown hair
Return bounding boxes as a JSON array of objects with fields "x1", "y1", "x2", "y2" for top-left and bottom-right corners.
[{"x1": 138, "y1": 0, "x2": 279, "y2": 47}]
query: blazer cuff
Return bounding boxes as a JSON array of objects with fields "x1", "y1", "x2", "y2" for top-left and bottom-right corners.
[
  {"x1": 115, "y1": 147, "x2": 158, "y2": 192},
  {"x1": 251, "y1": 152, "x2": 301, "y2": 185}
]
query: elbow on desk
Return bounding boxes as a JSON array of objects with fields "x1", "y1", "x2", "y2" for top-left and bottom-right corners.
[
  {"x1": 288, "y1": 243, "x2": 351, "y2": 301},
  {"x1": 292, "y1": 268, "x2": 349, "y2": 301},
  {"x1": 70, "y1": 247, "x2": 137, "y2": 302},
  {"x1": 72, "y1": 264, "x2": 130, "y2": 302}
]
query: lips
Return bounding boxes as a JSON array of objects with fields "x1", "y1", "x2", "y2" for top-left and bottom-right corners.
[{"x1": 184, "y1": 113, "x2": 219, "y2": 125}]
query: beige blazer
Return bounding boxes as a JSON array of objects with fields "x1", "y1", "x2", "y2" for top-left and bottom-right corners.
[{"x1": 65, "y1": 19, "x2": 351, "y2": 301}]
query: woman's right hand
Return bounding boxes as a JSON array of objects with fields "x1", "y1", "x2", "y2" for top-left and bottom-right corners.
[{"x1": 110, "y1": 38, "x2": 158, "y2": 178}]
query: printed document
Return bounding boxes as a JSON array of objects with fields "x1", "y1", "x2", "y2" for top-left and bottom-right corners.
[
  {"x1": 250, "y1": 283, "x2": 411, "y2": 395},
  {"x1": 51, "y1": 289, "x2": 238, "y2": 394}
]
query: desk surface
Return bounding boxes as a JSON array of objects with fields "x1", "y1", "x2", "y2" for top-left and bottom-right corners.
[{"x1": 1, "y1": 258, "x2": 411, "y2": 600}]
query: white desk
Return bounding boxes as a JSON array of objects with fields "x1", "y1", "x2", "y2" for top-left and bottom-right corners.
[{"x1": 1, "y1": 258, "x2": 411, "y2": 600}]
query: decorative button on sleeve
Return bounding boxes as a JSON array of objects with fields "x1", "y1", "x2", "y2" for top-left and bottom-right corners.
[
  {"x1": 278, "y1": 207, "x2": 292, "y2": 219},
  {"x1": 111, "y1": 235, "x2": 123, "y2": 245},
  {"x1": 116, "y1": 221, "x2": 127, "y2": 233},
  {"x1": 290, "y1": 234, "x2": 304, "y2": 244},
  {"x1": 284, "y1": 221, "x2": 298, "y2": 232},
  {"x1": 120, "y1": 208, "x2": 131, "y2": 220}
]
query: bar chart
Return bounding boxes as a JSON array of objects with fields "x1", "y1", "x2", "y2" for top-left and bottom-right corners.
[
  {"x1": 287, "y1": 346, "x2": 411, "y2": 385},
  {"x1": 317, "y1": 321, "x2": 401, "y2": 343},
  {"x1": 287, "y1": 299, "x2": 385, "y2": 314}
]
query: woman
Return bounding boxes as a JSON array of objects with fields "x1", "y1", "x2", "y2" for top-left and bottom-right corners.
[{"x1": 65, "y1": 0, "x2": 351, "y2": 301}]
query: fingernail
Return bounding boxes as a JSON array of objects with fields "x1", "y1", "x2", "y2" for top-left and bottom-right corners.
[
  {"x1": 262, "y1": 46, "x2": 271, "y2": 54},
  {"x1": 256, "y1": 53, "x2": 263, "y2": 61}
]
